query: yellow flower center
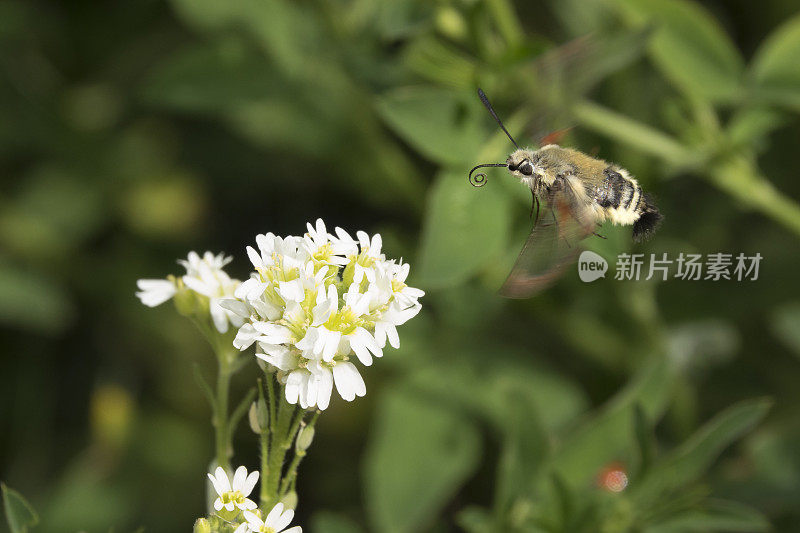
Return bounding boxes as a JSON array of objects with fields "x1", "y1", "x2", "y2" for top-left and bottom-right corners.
[
  {"x1": 325, "y1": 306, "x2": 362, "y2": 335},
  {"x1": 312, "y1": 243, "x2": 334, "y2": 263},
  {"x1": 221, "y1": 490, "x2": 246, "y2": 506}
]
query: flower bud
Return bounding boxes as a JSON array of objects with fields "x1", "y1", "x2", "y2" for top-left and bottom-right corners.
[
  {"x1": 249, "y1": 397, "x2": 270, "y2": 434},
  {"x1": 435, "y1": 6, "x2": 467, "y2": 41},
  {"x1": 257, "y1": 397, "x2": 270, "y2": 429},
  {"x1": 172, "y1": 277, "x2": 196, "y2": 317},
  {"x1": 193, "y1": 518, "x2": 211, "y2": 533},
  {"x1": 295, "y1": 424, "x2": 315, "y2": 453},
  {"x1": 281, "y1": 490, "x2": 298, "y2": 510},
  {"x1": 248, "y1": 401, "x2": 261, "y2": 434}
]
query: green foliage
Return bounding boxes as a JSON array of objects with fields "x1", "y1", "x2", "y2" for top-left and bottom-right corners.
[
  {"x1": 363, "y1": 386, "x2": 481, "y2": 533},
  {"x1": 2, "y1": 0, "x2": 799, "y2": 530},
  {"x1": 751, "y1": 14, "x2": 800, "y2": 111},
  {"x1": 417, "y1": 170, "x2": 512, "y2": 287},
  {"x1": 613, "y1": 0, "x2": 744, "y2": 102},
  {"x1": 310, "y1": 511, "x2": 365, "y2": 533},
  {"x1": 2, "y1": 484, "x2": 38, "y2": 533}
]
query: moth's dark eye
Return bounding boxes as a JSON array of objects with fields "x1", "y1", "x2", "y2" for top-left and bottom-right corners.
[
  {"x1": 507, "y1": 162, "x2": 518, "y2": 171},
  {"x1": 518, "y1": 161, "x2": 534, "y2": 175}
]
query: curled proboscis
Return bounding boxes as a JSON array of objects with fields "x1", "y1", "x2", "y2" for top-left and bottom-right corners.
[{"x1": 468, "y1": 163, "x2": 506, "y2": 188}]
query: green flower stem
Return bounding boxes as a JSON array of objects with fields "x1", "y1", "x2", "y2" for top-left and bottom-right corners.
[
  {"x1": 572, "y1": 100, "x2": 695, "y2": 166},
  {"x1": 705, "y1": 156, "x2": 800, "y2": 237},
  {"x1": 279, "y1": 411, "x2": 319, "y2": 498},
  {"x1": 228, "y1": 387, "x2": 256, "y2": 450},
  {"x1": 263, "y1": 383, "x2": 296, "y2": 507},
  {"x1": 266, "y1": 373, "x2": 277, "y2": 435},
  {"x1": 189, "y1": 316, "x2": 238, "y2": 472},
  {"x1": 214, "y1": 352, "x2": 232, "y2": 472},
  {"x1": 258, "y1": 380, "x2": 271, "y2": 506},
  {"x1": 485, "y1": 0, "x2": 524, "y2": 48}
]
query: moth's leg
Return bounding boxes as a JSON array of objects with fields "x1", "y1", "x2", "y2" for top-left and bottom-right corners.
[
  {"x1": 530, "y1": 192, "x2": 541, "y2": 227},
  {"x1": 530, "y1": 189, "x2": 536, "y2": 219},
  {"x1": 592, "y1": 231, "x2": 607, "y2": 240}
]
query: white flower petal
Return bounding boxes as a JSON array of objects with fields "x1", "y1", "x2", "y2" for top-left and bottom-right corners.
[
  {"x1": 274, "y1": 508, "x2": 295, "y2": 531},
  {"x1": 350, "y1": 337, "x2": 373, "y2": 366},
  {"x1": 242, "y1": 470, "x2": 259, "y2": 495},
  {"x1": 285, "y1": 371, "x2": 303, "y2": 405},
  {"x1": 240, "y1": 498, "x2": 258, "y2": 510},
  {"x1": 264, "y1": 502, "x2": 285, "y2": 527},
  {"x1": 209, "y1": 298, "x2": 230, "y2": 333},
  {"x1": 386, "y1": 323, "x2": 400, "y2": 349},
  {"x1": 214, "y1": 466, "x2": 231, "y2": 492},
  {"x1": 234, "y1": 323, "x2": 259, "y2": 350},
  {"x1": 244, "y1": 510, "x2": 264, "y2": 528},
  {"x1": 219, "y1": 298, "x2": 251, "y2": 318},
  {"x1": 232, "y1": 465, "x2": 247, "y2": 491},
  {"x1": 135, "y1": 279, "x2": 176, "y2": 307},
  {"x1": 333, "y1": 362, "x2": 366, "y2": 401}
]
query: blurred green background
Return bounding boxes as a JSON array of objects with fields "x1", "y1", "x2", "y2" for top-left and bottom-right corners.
[{"x1": 3, "y1": 0, "x2": 800, "y2": 531}]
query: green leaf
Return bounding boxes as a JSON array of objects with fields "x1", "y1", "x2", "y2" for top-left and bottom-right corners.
[
  {"x1": 633, "y1": 404, "x2": 657, "y2": 478},
  {"x1": 494, "y1": 391, "x2": 549, "y2": 516},
  {"x1": 572, "y1": 101, "x2": 693, "y2": 166},
  {"x1": 726, "y1": 106, "x2": 785, "y2": 147},
  {"x1": 142, "y1": 41, "x2": 277, "y2": 113},
  {"x1": 376, "y1": 87, "x2": 485, "y2": 167},
  {"x1": 310, "y1": 511, "x2": 365, "y2": 533},
  {"x1": 634, "y1": 398, "x2": 771, "y2": 503},
  {"x1": 363, "y1": 387, "x2": 481, "y2": 533},
  {"x1": 0, "y1": 261, "x2": 74, "y2": 335},
  {"x1": 401, "y1": 347, "x2": 588, "y2": 433},
  {"x1": 168, "y1": 0, "x2": 241, "y2": 32},
  {"x1": 193, "y1": 364, "x2": 216, "y2": 412},
  {"x1": 549, "y1": 356, "x2": 675, "y2": 487},
  {"x1": 228, "y1": 387, "x2": 257, "y2": 439},
  {"x1": 644, "y1": 499, "x2": 769, "y2": 532},
  {"x1": 2, "y1": 483, "x2": 39, "y2": 533},
  {"x1": 612, "y1": 0, "x2": 744, "y2": 102},
  {"x1": 750, "y1": 14, "x2": 800, "y2": 112},
  {"x1": 456, "y1": 506, "x2": 496, "y2": 533},
  {"x1": 771, "y1": 301, "x2": 800, "y2": 359},
  {"x1": 402, "y1": 36, "x2": 477, "y2": 89},
  {"x1": 417, "y1": 170, "x2": 512, "y2": 288}
]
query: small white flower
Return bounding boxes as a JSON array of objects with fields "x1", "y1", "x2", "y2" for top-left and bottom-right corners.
[
  {"x1": 235, "y1": 504, "x2": 302, "y2": 533},
  {"x1": 336, "y1": 228, "x2": 385, "y2": 284},
  {"x1": 301, "y1": 218, "x2": 356, "y2": 267},
  {"x1": 181, "y1": 252, "x2": 243, "y2": 333},
  {"x1": 284, "y1": 360, "x2": 333, "y2": 410},
  {"x1": 135, "y1": 279, "x2": 177, "y2": 307},
  {"x1": 137, "y1": 251, "x2": 244, "y2": 333},
  {"x1": 207, "y1": 466, "x2": 259, "y2": 513},
  {"x1": 332, "y1": 361, "x2": 367, "y2": 402}
]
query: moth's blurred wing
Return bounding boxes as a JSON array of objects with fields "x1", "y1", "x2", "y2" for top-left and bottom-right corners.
[
  {"x1": 523, "y1": 31, "x2": 651, "y2": 144},
  {"x1": 499, "y1": 186, "x2": 594, "y2": 298}
]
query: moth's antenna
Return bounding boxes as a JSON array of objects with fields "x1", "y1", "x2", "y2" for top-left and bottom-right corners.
[
  {"x1": 468, "y1": 162, "x2": 507, "y2": 187},
  {"x1": 477, "y1": 88, "x2": 519, "y2": 149}
]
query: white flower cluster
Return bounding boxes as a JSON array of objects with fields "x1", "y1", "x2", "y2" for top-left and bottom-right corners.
[
  {"x1": 136, "y1": 251, "x2": 243, "y2": 333},
  {"x1": 222, "y1": 219, "x2": 424, "y2": 410},
  {"x1": 207, "y1": 466, "x2": 301, "y2": 533}
]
